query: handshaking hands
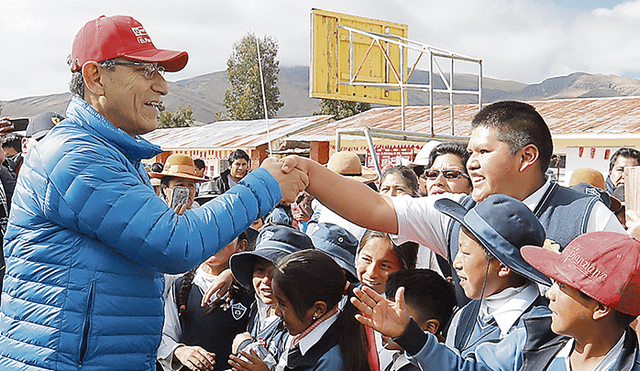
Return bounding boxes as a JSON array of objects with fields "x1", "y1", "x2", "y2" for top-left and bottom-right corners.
[{"x1": 259, "y1": 156, "x2": 310, "y2": 204}]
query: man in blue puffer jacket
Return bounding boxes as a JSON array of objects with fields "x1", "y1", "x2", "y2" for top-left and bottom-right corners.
[{"x1": 0, "y1": 15, "x2": 307, "y2": 370}]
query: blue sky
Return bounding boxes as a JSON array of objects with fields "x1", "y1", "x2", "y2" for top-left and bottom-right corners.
[{"x1": 1, "y1": 0, "x2": 639, "y2": 101}]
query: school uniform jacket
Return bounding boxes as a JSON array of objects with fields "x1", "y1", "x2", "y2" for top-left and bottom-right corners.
[
  {"x1": 395, "y1": 315, "x2": 640, "y2": 371},
  {"x1": 0, "y1": 96, "x2": 282, "y2": 370}
]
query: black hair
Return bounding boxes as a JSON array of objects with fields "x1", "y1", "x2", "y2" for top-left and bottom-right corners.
[
  {"x1": 228, "y1": 149, "x2": 250, "y2": 167},
  {"x1": 273, "y1": 250, "x2": 370, "y2": 371},
  {"x1": 471, "y1": 101, "x2": 553, "y2": 172},
  {"x1": 150, "y1": 162, "x2": 164, "y2": 173},
  {"x1": 380, "y1": 165, "x2": 420, "y2": 196},
  {"x1": 176, "y1": 231, "x2": 249, "y2": 324},
  {"x1": 359, "y1": 230, "x2": 419, "y2": 270},
  {"x1": 2, "y1": 133, "x2": 23, "y2": 153},
  {"x1": 609, "y1": 147, "x2": 640, "y2": 171},
  {"x1": 385, "y1": 269, "x2": 456, "y2": 334},
  {"x1": 193, "y1": 159, "x2": 206, "y2": 171},
  {"x1": 426, "y1": 141, "x2": 471, "y2": 171},
  {"x1": 612, "y1": 309, "x2": 637, "y2": 328}
]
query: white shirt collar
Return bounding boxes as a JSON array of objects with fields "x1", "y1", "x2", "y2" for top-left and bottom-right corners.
[
  {"x1": 521, "y1": 177, "x2": 552, "y2": 212},
  {"x1": 481, "y1": 281, "x2": 540, "y2": 337},
  {"x1": 297, "y1": 311, "x2": 340, "y2": 356}
]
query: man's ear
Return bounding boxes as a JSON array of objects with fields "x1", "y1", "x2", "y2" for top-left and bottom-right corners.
[
  {"x1": 519, "y1": 144, "x2": 540, "y2": 173},
  {"x1": 21, "y1": 138, "x2": 28, "y2": 155},
  {"x1": 82, "y1": 62, "x2": 105, "y2": 98}
]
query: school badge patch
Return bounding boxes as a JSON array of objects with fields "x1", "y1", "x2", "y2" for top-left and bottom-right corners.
[{"x1": 232, "y1": 302, "x2": 247, "y2": 320}]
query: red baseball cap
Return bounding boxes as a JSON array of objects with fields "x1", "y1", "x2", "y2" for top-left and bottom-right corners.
[
  {"x1": 70, "y1": 15, "x2": 188, "y2": 73},
  {"x1": 522, "y1": 232, "x2": 640, "y2": 316}
]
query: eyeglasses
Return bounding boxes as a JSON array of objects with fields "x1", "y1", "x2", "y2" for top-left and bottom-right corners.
[
  {"x1": 114, "y1": 61, "x2": 165, "y2": 79},
  {"x1": 422, "y1": 169, "x2": 470, "y2": 180}
]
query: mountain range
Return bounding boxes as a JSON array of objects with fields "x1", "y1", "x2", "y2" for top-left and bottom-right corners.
[{"x1": 3, "y1": 66, "x2": 640, "y2": 124}]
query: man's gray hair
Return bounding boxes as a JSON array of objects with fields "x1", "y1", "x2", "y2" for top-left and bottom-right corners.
[{"x1": 68, "y1": 58, "x2": 117, "y2": 98}]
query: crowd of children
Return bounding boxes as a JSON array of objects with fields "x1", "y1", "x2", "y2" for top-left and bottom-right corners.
[{"x1": 150, "y1": 101, "x2": 640, "y2": 371}]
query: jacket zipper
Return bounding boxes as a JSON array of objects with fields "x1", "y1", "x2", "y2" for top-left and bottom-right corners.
[{"x1": 78, "y1": 280, "x2": 95, "y2": 366}]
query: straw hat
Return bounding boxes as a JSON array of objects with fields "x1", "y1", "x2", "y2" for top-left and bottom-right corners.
[
  {"x1": 150, "y1": 154, "x2": 208, "y2": 182},
  {"x1": 327, "y1": 151, "x2": 378, "y2": 183},
  {"x1": 568, "y1": 168, "x2": 621, "y2": 212},
  {"x1": 568, "y1": 168, "x2": 606, "y2": 189}
]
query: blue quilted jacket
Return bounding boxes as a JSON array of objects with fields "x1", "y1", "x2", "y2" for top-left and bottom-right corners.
[{"x1": 0, "y1": 97, "x2": 282, "y2": 370}]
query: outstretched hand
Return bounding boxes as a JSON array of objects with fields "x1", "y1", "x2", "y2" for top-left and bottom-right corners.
[
  {"x1": 351, "y1": 285, "x2": 411, "y2": 339},
  {"x1": 261, "y1": 157, "x2": 308, "y2": 204}
]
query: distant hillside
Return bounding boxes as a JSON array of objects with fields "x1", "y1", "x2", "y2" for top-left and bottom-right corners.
[{"x1": 3, "y1": 67, "x2": 640, "y2": 123}]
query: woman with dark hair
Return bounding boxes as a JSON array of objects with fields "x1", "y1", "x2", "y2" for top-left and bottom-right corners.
[
  {"x1": 421, "y1": 142, "x2": 472, "y2": 196},
  {"x1": 378, "y1": 166, "x2": 420, "y2": 197},
  {"x1": 230, "y1": 249, "x2": 371, "y2": 371}
]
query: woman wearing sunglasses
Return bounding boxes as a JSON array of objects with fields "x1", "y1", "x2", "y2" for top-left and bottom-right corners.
[{"x1": 422, "y1": 142, "x2": 473, "y2": 196}]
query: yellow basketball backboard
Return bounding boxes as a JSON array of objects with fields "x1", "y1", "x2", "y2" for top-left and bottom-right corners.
[{"x1": 310, "y1": 9, "x2": 408, "y2": 106}]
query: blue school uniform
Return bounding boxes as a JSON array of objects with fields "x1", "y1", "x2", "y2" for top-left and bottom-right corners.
[
  {"x1": 281, "y1": 312, "x2": 347, "y2": 371},
  {"x1": 394, "y1": 315, "x2": 640, "y2": 371},
  {"x1": 446, "y1": 282, "x2": 550, "y2": 358}
]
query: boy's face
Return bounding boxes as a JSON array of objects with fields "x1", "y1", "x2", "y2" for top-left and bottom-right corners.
[
  {"x1": 466, "y1": 126, "x2": 524, "y2": 202},
  {"x1": 453, "y1": 229, "x2": 502, "y2": 299},
  {"x1": 252, "y1": 261, "x2": 276, "y2": 305},
  {"x1": 546, "y1": 281, "x2": 597, "y2": 337}
]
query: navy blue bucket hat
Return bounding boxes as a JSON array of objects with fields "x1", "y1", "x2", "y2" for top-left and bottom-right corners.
[
  {"x1": 230, "y1": 224, "x2": 314, "y2": 288},
  {"x1": 309, "y1": 223, "x2": 359, "y2": 282},
  {"x1": 434, "y1": 194, "x2": 551, "y2": 286}
]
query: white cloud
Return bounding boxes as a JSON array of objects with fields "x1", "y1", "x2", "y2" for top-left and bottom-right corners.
[{"x1": 1, "y1": 0, "x2": 638, "y2": 101}]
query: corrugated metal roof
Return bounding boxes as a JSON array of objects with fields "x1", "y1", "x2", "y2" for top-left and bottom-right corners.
[
  {"x1": 287, "y1": 96, "x2": 640, "y2": 141},
  {"x1": 143, "y1": 115, "x2": 333, "y2": 150}
]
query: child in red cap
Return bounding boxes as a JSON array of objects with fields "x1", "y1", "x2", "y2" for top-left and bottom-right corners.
[{"x1": 352, "y1": 231, "x2": 640, "y2": 371}]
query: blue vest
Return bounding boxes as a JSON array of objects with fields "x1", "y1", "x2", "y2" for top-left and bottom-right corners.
[
  {"x1": 453, "y1": 294, "x2": 550, "y2": 358},
  {"x1": 443, "y1": 183, "x2": 599, "y2": 308},
  {"x1": 174, "y1": 279, "x2": 253, "y2": 367}
]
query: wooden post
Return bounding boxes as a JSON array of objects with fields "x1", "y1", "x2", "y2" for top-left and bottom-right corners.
[
  {"x1": 251, "y1": 144, "x2": 269, "y2": 169},
  {"x1": 310, "y1": 141, "x2": 330, "y2": 165},
  {"x1": 625, "y1": 167, "x2": 640, "y2": 213}
]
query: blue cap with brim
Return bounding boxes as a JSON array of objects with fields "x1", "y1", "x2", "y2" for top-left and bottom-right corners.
[
  {"x1": 434, "y1": 194, "x2": 551, "y2": 286},
  {"x1": 230, "y1": 224, "x2": 315, "y2": 288},
  {"x1": 310, "y1": 223, "x2": 359, "y2": 282}
]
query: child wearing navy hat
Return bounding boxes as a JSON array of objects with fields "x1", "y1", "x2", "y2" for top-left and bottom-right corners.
[
  {"x1": 352, "y1": 231, "x2": 640, "y2": 371},
  {"x1": 432, "y1": 194, "x2": 551, "y2": 357},
  {"x1": 309, "y1": 223, "x2": 360, "y2": 283},
  {"x1": 228, "y1": 224, "x2": 314, "y2": 370}
]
